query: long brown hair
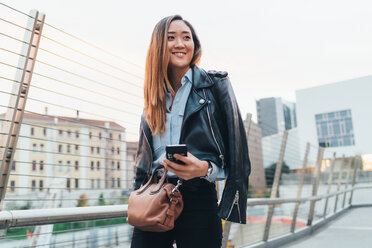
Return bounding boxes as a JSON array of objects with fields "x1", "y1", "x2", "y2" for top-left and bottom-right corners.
[{"x1": 144, "y1": 15, "x2": 202, "y2": 134}]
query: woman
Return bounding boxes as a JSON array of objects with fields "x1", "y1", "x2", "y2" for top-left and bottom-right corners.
[{"x1": 132, "y1": 15, "x2": 251, "y2": 248}]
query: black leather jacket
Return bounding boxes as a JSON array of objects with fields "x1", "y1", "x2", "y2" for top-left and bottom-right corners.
[{"x1": 134, "y1": 65, "x2": 251, "y2": 224}]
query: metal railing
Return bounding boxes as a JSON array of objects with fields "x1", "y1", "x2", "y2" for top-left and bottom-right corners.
[{"x1": 0, "y1": 185, "x2": 371, "y2": 247}]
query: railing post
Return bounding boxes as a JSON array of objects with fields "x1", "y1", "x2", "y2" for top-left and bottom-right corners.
[
  {"x1": 263, "y1": 131, "x2": 288, "y2": 241},
  {"x1": 221, "y1": 221, "x2": 232, "y2": 248},
  {"x1": 323, "y1": 152, "x2": 336, "y2": 218},
  {"x1": 334, "y1": 155, "x2": 346, "y2": 213},
  {"x1": 290, "y1": 143, "x2": 310, "y2": 233},
  {"x1": 307, "y1": 147, "x2": 324, "y2": 226},
  {"x1": 349, "y1": 156, "x2": 360, "y2": 206},
  {"x1": 342, "y1": 157, "x2": 354, "y2": 208},
  {"x1": 0, "y1": 9, "x2": 45, "y2": 236}
]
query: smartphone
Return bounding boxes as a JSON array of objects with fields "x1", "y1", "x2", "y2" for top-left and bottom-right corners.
[{"x1": 166, "y1": 144, "x2": 188, "y2": 165}]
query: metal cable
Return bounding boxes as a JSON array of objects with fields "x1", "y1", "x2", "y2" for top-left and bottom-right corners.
[
  {"x1": 0, "y1": 104, "x2": 140, "y2": 136},
  {"x1": 0, "y1": 47, "x2": 144, "y2": 100},
  {"x1": 0, "y1": 60, "x2": 144, "y2": 115},
  {"x1": 0, "y1": 2, "x2": 33, "y2": 18},
  {"x1": 13, "y1": 160, "x2": 133, "y2": 173},
  {"x1": 27, "y1": 89, "x2": 141, "y2": 122},
  {"x1": 35, "y1": 59, "x2": 143, "y2": 99},
  {"x1": 38, "y1": 47, "x2": 142, "y2": 89},
  {"x1": 2, "y1": 221, "x2": 128, "y2": 239},
  {"x1": 42, "y1": 23, "x2": 144, "y2": 70},
  {"x1": 25, "y1": 232, "x2": 129, "y2": 248},
  {"x1": 1, "y1": 131, "x2": 129, "y2": 154},
  {"x1": 0, "y1": 31, "x2": 29, "y2": 45},
  {"x1": 0, "y1": 2, "x2": 143, "y2": 70},
  {"x1": 24, "y1": 109, "x2": 140, "y2": 136},
  {"x1": 0, "y1": 118, "x2": 129, "y2": 143},
  {"x1": 10, "y1": 174, "x2": 132, "y2": 184},
  {"x1": 4, "y1": 186, "x2": 128, "y2": 191},
  {"x1": 0, "y1": 17, "x2": 31, "y2": 31},
  {"x1": 2, "y1": 146, "x2": 128, "y2": 163},
  {"x1": 4, "y1": 196, "x2": 129, "y2": 201},
  {"x1": 41, "y1": 34, "x2": 143, "y2": 80}
]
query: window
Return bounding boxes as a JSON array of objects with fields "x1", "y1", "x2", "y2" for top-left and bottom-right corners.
[
  {"x1": 89, "y1": 131, "x2": 92, "y2": 139},
  {"x1": 315, "y1": 109, "x2": 355, "y2": 148},
  {"x1": 97, "y1": 161, "x2": 100, "y2": 171},
  {"x1": 40, "y1": 144, "x2": 44, "y2": 152},
  {"x1": 75, "y1": 145, "x2": 79, "y2": 154},
  {"x1": 32, "y1": 144, "x2": 37, "y2": 152},
  {"x1": 67, "y1": 161, "x2": 71, "y2": 172},
  {"x1": 91, "y1": 161, "x2": 94, "y2": 171},
  {"x1": 111, "y1": 161, "x2": 114, "y2": 170},
  {"x1": 58, "y1": 161, "x2": 63, "y2": 172},
  {"x1": 117, "y1": 178, "x2": 121, "y2": 188},
  {"x1": 118, "y1": 134, "x2": 121, "y2": 140},
  {"x1": 66, "y1": 178, "x2": 71, "y2": 190},
  {"x1": 75, "y1": 161, "x2": 79, "y2": 170},
  {"x1": 67, "y1": 130, "x2": 71, "y2": 138},
  {"x1": 117, "y1": 147, "x2": 120, "y2": 155},
  {"x1": 97, "y1": 179, "x2": 100, "y2": 189},
  {"x1": 75, "y1": 130, "x2": 79, "y2": 138},
  {"x1": 40, "y1": 161, "x2": 44, "y2": 171},
  {"x1": 31, "y1": 127, "x2": 34, "y2": 136},
  {"x1": 31, "y1": 180, "x2": 36, "y2": 191},
  {"x1": 39, "y1": 180, "x2": 43, "y2": 191},
  {"x1": 97, "y1": 146, "x2": 100, "y2": 154},
  {"x1": 111, "y1": 147, "x2": 114, "y2": 154},
  {"x1": 10, "y1": 181, "x2": 15, "y2": 192},
  {"x1": 117, "y1": 162, "x2": 120, "y2": 170},
  {"x1": 11, "y1": 161, "x2": 16, "y2": 171},
  {"x1": 91, "y1": 179, "x2": 94, "y2": 189},
  {"x1": 43, "y1": 127, "x2": 47, "y2": 136},
  {"x1": 109, "y1": 133, "x2": 113, "y2": 140},
  {"x1": 99, "y1": 132, "x2": 102, "y2": 140},
  {"x1": 91, "y1": 146, "x2": 94, "y2": 154},
  {"x1": 75, "y1": 178, "x2": 79, "y2": 189},
  {"x1": 67, "y1": 144, "x2": 71, "y2": 153},
  {"x1": 132, "y1": 154, "x2": 136, "y2": 161},
  {"x1": 58, "y1": 129, "x2": 63, "y2": 136},
  {"x1": 32, "y1": 160, "x2": 36, "y2": 171},
  {"x1": 58, "y1": 144, "x2": 63, "y2": 153},
  {"x1": 111, "y1": 178, "x2": 115, "y2": 188}
]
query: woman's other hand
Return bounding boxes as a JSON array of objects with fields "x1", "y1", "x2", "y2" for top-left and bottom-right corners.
[{"x1": 163, "y1": 152, "x2": 208, "y2": 180}]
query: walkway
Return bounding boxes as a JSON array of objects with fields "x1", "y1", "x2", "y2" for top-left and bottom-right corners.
[{"x1": 283, "y1": 206, "x2": 372, "y2": 248}]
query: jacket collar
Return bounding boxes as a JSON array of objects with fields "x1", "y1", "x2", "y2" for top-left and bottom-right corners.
[{"x1": 192, "y1": 65, "x2": 215, "y2": 89}]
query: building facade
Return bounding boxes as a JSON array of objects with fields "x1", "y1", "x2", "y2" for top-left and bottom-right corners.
[
  {"x1": 296, "y1": 75, "x2": 372, "y2": 170},
  {"x1": 256, "y1": 97, "x2": 297, "y2": 137},
  {"x1": 1, "y1": 113, "x2": 127, "y2": 197}
]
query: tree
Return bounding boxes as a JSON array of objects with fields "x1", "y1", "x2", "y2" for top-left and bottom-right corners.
[
  {"x1": 265, "y1": 161, "x2": 290, "y2": 188},
  {"x1": 98, "y1": 193, "x2": 105, "y2": 206}
]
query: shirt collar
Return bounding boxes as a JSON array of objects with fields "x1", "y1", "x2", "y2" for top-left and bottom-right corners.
[
  {"x1": 182, "y1": 68, "x2": 193, "y2": 86},
  {"x1": 165, "y1": 68, "x2": 193, "y2": 93}
]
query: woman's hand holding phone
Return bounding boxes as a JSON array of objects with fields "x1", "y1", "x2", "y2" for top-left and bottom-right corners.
[{"x1": 163, "y1": 151, "x2": 209, "y2": 181}]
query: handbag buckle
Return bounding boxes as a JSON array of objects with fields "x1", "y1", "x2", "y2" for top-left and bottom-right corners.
[{"x1": 171, "y1": 179, "x2": 183, "y2": 194}]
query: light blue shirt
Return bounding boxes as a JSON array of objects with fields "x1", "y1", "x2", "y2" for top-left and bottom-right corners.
[{"x1": 151, "y1": 68, "x2": 226, "y2": 182}]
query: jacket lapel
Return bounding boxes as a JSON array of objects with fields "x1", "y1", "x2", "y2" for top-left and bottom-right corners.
[{"x1": 181, "y1": 66, "x2": 214, "y2": 128}]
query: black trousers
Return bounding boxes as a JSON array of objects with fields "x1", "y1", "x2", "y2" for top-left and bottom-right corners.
[{"x1": 130, "y1": 178, "x2": 222, "y2": 248}]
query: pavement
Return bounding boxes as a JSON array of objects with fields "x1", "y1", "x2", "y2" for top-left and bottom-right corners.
[{"x1": 282, "y1": 206, "x2": 372, "y2": 248}]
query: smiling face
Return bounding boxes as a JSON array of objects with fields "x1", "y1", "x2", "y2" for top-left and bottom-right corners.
[{"x1": 167, "y1": 20, "x2": 195, "y2": 73}]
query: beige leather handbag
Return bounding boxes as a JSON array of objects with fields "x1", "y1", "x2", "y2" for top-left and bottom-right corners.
[{"x1": 127, "y1": 166, "x2": 183, "y2": 232}]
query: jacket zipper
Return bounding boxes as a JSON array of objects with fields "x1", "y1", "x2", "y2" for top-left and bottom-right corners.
[
  {"x1": 226, "y1": 190, "x2": 242, "y2": 223},
  {"x1": 202, "y1": 89, "x2": 225, "y2": 168}
]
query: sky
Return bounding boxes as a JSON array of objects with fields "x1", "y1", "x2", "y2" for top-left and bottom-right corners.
[{"x1": 1, "y1": 0, "x2": 372, "y2": 141}]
